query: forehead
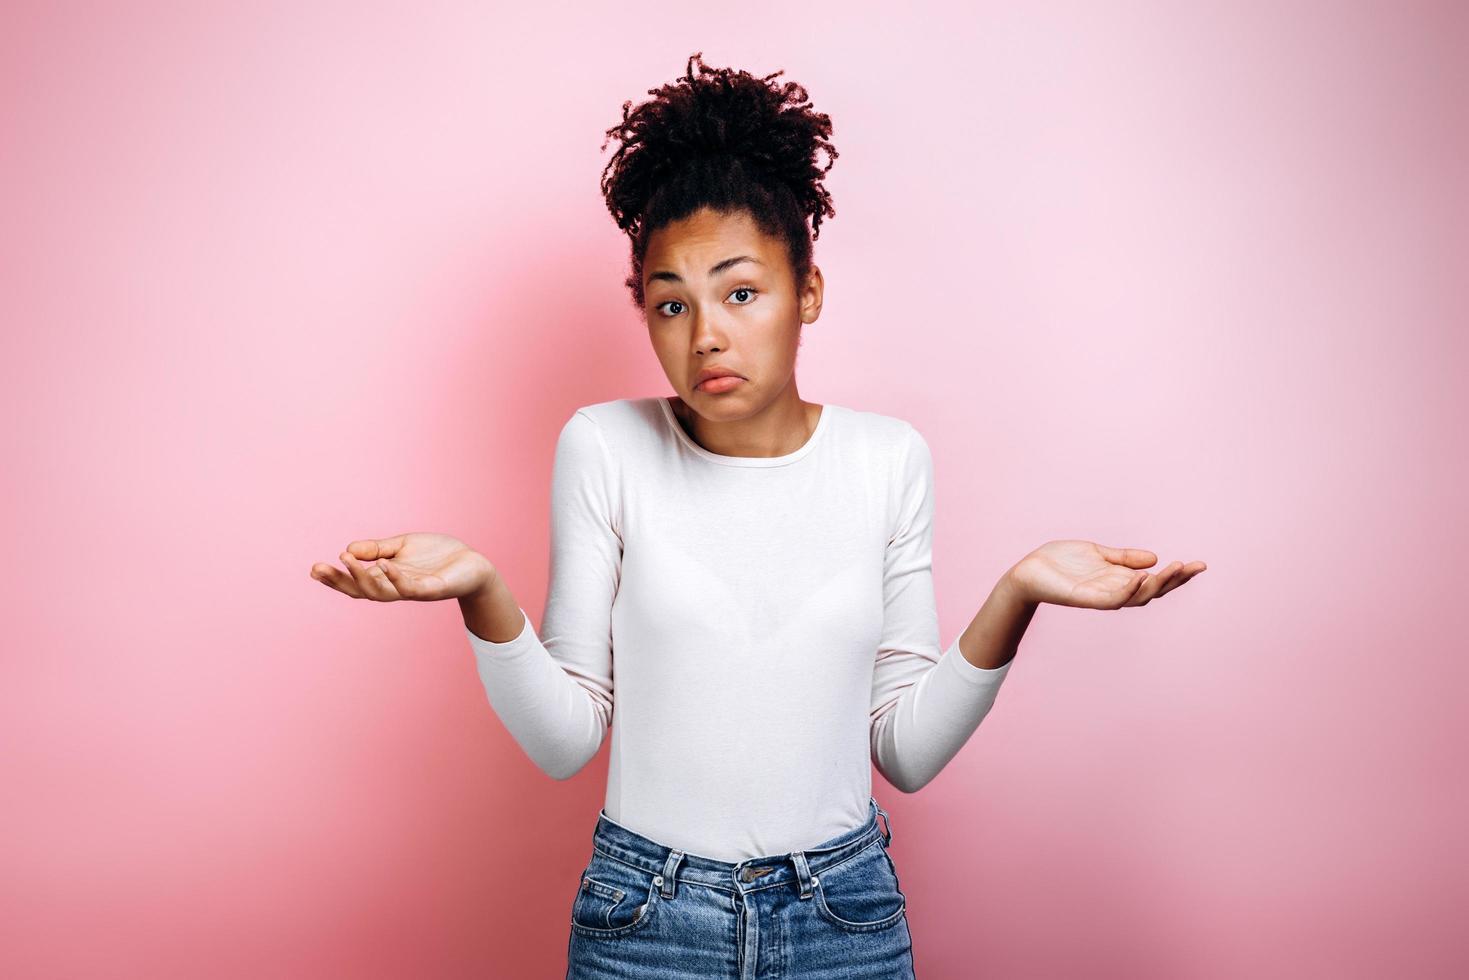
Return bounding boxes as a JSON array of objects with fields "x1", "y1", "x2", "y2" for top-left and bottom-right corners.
[{"x1": 643, "y1": 209, "x2": 781, "y2": 273}]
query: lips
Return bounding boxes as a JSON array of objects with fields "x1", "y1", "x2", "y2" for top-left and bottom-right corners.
[
  {"x1": 696, "y1": 376, "x2": 745, "y2": 393},
  {"x1": 693, "y1": 366, "x2": 745, "y2": 389}
]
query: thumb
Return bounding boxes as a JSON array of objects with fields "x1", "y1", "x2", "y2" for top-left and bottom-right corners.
[
  {"x1": 346, "y1": 535, "x2": 407, "y2": 560},
  {"x1": 1097, "y1": 544, "x2": 1157, "y2": 569}
]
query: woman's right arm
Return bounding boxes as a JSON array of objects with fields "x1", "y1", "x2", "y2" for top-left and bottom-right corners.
[
  {"x1": 459, "y1": 409, "x2": 621, "y2": 780},
  {"x1": 310, "y1": 409, "x2": 621, "y2": 782},
  {"x1": 459, "y1": 566, "x2": 527, "y2": 643}
]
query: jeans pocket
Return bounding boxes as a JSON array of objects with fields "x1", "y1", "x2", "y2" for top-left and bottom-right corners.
[
  {"x1": 569, "y1": 850, "x2": 660, "y2": 939},
  {"x1": 811, "y1": 839, "x2": 907, "y2": 933}
]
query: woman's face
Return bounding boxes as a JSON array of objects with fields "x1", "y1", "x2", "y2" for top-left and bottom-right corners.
[{"x1": 642, "y1": 207, "x2": 823, "y2": 420}]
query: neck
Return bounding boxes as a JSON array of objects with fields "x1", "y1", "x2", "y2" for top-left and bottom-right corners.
[{"x1": 670, "y1": 387, "x2": 821, "y2": 458}]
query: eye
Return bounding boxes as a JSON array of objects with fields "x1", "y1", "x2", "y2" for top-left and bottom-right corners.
[{"x1": 653, "y1": 287, "x2": 758, "y2": 318}]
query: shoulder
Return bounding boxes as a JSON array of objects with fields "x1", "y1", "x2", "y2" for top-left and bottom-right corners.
[
  {"x1": 838, "y1": 405, "x2": 928, "y2": 463},
  {"x1": 565, "y1": 396, "x2": 667, "y2": 438},
  {"x1": 840, "y1": 409, "x2": 932, "y2": 520},
  {"x1": 567, "y1": 397, "x2": 651, "y2": 429},
  {"x1": 558, "y1": 396, "x2": 674, "y2": 461}
]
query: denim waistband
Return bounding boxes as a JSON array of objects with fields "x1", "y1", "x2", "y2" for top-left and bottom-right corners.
[{"x1": 588, "y1": 797, "x2": 893, "y2": 899}]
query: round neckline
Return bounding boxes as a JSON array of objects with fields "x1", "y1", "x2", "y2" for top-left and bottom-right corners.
[{"x1": 658, "y1": 396, "x2": 833, "y2": 468}]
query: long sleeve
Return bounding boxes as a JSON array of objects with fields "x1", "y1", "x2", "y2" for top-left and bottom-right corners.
[
  {"x1": 465, "y1": 409, "x2": 621, "y2": 780},
  {"x1": 869, "y1": 424, "x2": 1012, "y2": 793}
]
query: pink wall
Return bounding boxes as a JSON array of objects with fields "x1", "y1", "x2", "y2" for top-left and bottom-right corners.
[{"x1": 3, "y1": 2, "x2": 1465, "y2": 977}]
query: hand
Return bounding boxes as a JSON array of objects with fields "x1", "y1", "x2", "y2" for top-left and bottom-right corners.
[
  {"x1": 309, "y1": 532, "x2": 495, "y2": 602},
  {"x1": 1006, "y1": 540, "x2": 1206, "y2": 609}
]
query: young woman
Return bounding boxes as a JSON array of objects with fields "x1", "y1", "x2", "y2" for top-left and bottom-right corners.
[{"x1": 311, "y1": 52, "x2": 1205, "y2": 979}]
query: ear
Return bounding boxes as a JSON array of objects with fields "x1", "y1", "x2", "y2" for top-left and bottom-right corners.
[{"x1": 799, "y1": 264, "x2": 825, "y2": 324}]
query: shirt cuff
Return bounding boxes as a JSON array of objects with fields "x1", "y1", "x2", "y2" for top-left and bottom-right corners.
[
  {"x1": 464, "y1": 606, "x2": 536, "y2": 657},
  {"x1": 941, "y1": 635, "x2": 1013, "y2": 687}
]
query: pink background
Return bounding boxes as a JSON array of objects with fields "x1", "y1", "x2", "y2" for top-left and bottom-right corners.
[{"x1": 3, "y1": 2, "x2": 1465, "y2": 978}]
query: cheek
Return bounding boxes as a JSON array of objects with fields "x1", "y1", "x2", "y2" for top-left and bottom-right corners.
[
  {"x1": 761, "y1": 319, "x2": 804, "y2": 362},
  {"x1": 747, "y1": 300, "x2": 795, "y2": 338},
  {"x1": 646, "y1": 333, "x2": 679, "y2": 366}
]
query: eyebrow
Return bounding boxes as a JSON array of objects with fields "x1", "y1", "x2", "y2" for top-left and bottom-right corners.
[{"x1": 646, "y1": 255, "x2": 764, "y2": 285}]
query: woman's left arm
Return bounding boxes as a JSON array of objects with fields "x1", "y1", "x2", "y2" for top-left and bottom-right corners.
[
  {"x1": 870, "y1": 424, "x2": 1208, "y2": 794},
  {"x1": 955, "y1": 543, "x2": 1208, "y2": 671}
]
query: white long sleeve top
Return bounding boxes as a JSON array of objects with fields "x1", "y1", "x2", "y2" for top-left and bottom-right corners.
[{"x1": 467, "y1": 396, "x2": 1012, "y2": 862}]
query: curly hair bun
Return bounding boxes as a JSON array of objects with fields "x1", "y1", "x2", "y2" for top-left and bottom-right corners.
[{"x1": 599, "y1": 52, "x2": 839, "y2": 310}]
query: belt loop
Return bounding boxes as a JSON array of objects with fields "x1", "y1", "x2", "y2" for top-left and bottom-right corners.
[
  {"x1": 659, "y1": 849, "x2": 684, "y2": 899},
  {"x1": 790, "y1": 850, "x2": 816, "y2": 900},
  {"x1": 873, "y1": 797, "x2": 892, "y2": 846}
]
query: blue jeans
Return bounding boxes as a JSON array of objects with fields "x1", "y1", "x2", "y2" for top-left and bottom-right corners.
[{"x1": 566, "y1": 797, "x2": 916, "y2": 979}]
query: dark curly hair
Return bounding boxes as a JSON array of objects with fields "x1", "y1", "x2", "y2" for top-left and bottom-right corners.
[{"x1": 599, "y1": 52, "x2": 839, "y2": 312}]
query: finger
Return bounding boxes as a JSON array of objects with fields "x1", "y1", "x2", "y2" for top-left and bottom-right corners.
[
  {"x1": 368, "y1": 560, "x2": 402, "y2": 600},
  {"x1": 1149, "y1": 562, "x2": 1188, "y2": 601},
  {"x1": 1156, "y1": 562, "x2": 1206, "y2": 597},
  {"x1": 1151, "y1": 564, "x2": 1186, "y2": 593},
  {"x1": 1151, "y1": 561, "x2": 1186, "y2": 599},
  {"x1": 1097, "y1": 545, "x2": 1158, "y2": 570},
  {"x1": 341, "y1": 552, "x2": 393, "y2": 600},
  {"x1": 361, "y1": 559, "x2": 400, "y2": 600},
  {"x1": 345, "y1": 535, "x2": 408, "y2": 561},
  {"x1": 311, "y1": 562, "x2": 365, "y2": 599},
  {"x1": 311, "y1": 562, "x2": 363, "y2": 598},
  {"x1": 1121, "y1": 575, "x2": 1153, "y2": 607},
  {"x1": 1116, "y1": 570, "x2": 1149, "y2": 607},
  {"x1": 376, "y1": 559, "x2": 417, "y2": 599},
  {"x1": 1123, "y1": 563, "x2": 1173, "y2": 606}
]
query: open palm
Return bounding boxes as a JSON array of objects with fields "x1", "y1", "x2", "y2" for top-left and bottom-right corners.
[
  {"x1": 1008, "y1": 539, "x2": 1205, "y2": 609},
  {"x1": 309, "y1": 532, "x2": 493, "y2": 602}
]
